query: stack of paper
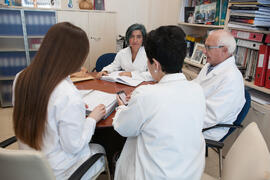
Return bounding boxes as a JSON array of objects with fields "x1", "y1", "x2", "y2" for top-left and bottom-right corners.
[
  {"x1": 248, "y1": 89, "x2": 270, "y2": 105},
  {"x1": 101, "y1": 71, "x2": 143, "y2": 87},
  {"x1": 80, "y1": 89, "x2": 117, "y2": 119}
]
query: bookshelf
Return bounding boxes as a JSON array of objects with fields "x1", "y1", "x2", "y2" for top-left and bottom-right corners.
[
  {"x1": 184, "y1": 58, "x2": 270, "y2": 95},
  {"x1": 179, "y1": 1, "x2": 270, "y2": 100},
  {"x1": 178, "y1": 22, "x2": 224, "y2": 29},
  {"x1": 0, "y1": 8, "x2": 56, "y2": 107}
]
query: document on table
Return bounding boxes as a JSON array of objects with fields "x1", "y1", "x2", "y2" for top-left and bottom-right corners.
[
  {"x1": 101, "y1": 71, "x2": 143, "y2": 87},
  {"x1": 79, "y1": 89, "x2": 117, "y2": 119}
]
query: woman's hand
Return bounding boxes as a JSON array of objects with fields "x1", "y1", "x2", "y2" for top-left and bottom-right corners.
[
  {"x1": 96, "y1": 71, "x2": 108, "y2": 79},
  {"x1": 89, "y1": 104, "x2": 106, "y2": 122},
  {"x1": 119, "y1": 72, "x2": 132, "y2": 77}
]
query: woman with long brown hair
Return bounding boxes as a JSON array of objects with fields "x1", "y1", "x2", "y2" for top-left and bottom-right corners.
[{"x1": 13, "y1": 22, "x2": 106, "y2": 179}]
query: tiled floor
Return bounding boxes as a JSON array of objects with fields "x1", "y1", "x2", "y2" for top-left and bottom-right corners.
[{"x1": 0, "y1": 107, "x2": 219, "y2": 179}]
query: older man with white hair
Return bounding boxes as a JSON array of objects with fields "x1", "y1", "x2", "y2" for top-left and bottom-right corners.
[{"x1": 193, "y1": 30, "x2": 245, "y2": 141}]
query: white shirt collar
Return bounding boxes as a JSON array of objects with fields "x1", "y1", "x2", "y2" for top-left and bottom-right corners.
[
  {"x1": 207, "y1": 56, "x2": 235, "y2": 75},
  {"x1": 159, "y1": 73, "x2": 186, "y2": 84}
]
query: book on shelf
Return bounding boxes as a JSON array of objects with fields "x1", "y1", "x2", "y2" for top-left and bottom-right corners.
[
  {"x1": 265, "y1": 34, "x2": 270, "y2": 43},
  {"x1": 230, "y1": 15, "x2": 270, "y2": 27},
  {"x1": 248, "y1": 89, "x2": 270, "y2": 105},
  {"x1": 265, "y1": 54, "x2": 270, "y2": 89},
  {"x1": 228, "y1": 21, "x2": 270, "y2": 31},
  {"x1": 237, "y1": 39, "x2": 262, "y2": 50},
  {"x1": 229, "y1": 0, "x2": 270, "y2": 3},
  {"x1": 79, "y1": 89, "x2": 117, "y2": 119},
  {"x1": 231, "y1": 29, "x2": 264, "y2": 42},
  {"x1": 234, "y1": 45, "x2": 259, "y2": 81},
  {"x1": 229, "y1": 4, "x2": 270, "y2": 11},
  {"x1": 101, "y1": 71, "x2": 143, "y2": 87},
  {"x1": 254, "y1": 45, "x2": 269, "y2": 87},
  {"x1": 230, "y1": 12, "x2": 270, "y2": 18},
  {"x1": 214, "y1": 0, "x2": 229, "y2": 25}
]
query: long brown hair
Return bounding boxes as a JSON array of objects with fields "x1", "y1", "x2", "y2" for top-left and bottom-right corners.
[{"x1": 13, "y1": 22, "x2": 89, "y2": 150}]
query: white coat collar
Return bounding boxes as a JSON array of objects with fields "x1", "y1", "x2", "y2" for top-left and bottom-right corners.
[
  {"x1": 159, "y1": 73, "x2": 186, "y2": 84},
  {"x1": 128, "y1": 46, "x2": 144, "y2": 56},
  {"x1": 207, "y1": 56, "x2": 235, "y2": 76},
  {"x1": 66, "y1": 76, "x2": 75, "y2": 85}
]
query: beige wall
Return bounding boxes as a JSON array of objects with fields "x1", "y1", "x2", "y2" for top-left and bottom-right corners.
[
  {"x1": 61, "y1": 0, "x2": 181, "y2": 36},
  {"x1": 105, "y1": 0, "x2": 181, "y2": 35}
]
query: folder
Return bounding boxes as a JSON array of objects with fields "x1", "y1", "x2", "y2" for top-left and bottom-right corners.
[
  {"x1": 231, "y1": 29, "x2": 264, "y2": 42},
  {"x1": 265, "y1": 50, "x2": 270, "y2": 89},
  {"x1": 254, "y1": 45, "x2": 269, "y2": 87},
  {"x1": 237, "y1": 39, "x2": 262, "y2": 50},
  {"x1": 80, "y1": 89, "x2": 117, "y2": 119},
  {"x1": 265, "y1": 34, "x2": 270, "y2": 44}
]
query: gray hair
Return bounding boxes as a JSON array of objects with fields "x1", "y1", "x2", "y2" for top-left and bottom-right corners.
[
  {"x1": 209, "y1": 30, "x2": 236, "y2": 54},
  {"x1": 125, "y1": 23, "x2": 147, "y2": 46}
]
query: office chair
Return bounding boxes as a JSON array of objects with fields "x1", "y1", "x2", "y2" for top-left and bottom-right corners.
[
  {"x1": 92, "y1": 53, "x2": 116, "y2": 72},
  {"x1": 202, "y1": 122, "x2": 270, "y2": 180},
  {"x1": 203, "y1": 88, "x2": 251, "y2": 177},
  {"x1": 0, "y1": 136, "x2": 111, "y2": 180}
]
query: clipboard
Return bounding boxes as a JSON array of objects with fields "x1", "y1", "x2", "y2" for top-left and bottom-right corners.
[{"x1": 71, "y1": 75, "x2": 95, "y2": 82}]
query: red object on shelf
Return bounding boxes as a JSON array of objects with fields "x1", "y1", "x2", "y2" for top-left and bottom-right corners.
[
  {"x1": 254, "y1": 45, "x2": 269, "y2": 87},
  {"x1": 265, "y1": 52, "x2": 270, "y2": 89},
  {"x1": 231, "y1": 29, "x2": 264, "y2": 42},
  {"x1": 265, "y1": 34, "x2": 270, "y2": 44}
]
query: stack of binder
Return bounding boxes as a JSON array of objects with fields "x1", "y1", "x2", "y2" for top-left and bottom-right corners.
[
  {"x1": 80, "y1": 90, "x2": 117, "y2": 119},
  {"x1": 228, "y1": 3, "x2": 270, "y2": 30}
]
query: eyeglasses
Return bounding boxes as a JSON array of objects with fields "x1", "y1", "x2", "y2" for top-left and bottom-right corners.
[{"x1": 205, "y1": 45, "x2": 224, "y2": 50}]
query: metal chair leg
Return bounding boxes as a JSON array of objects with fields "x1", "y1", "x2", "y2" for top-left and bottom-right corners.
[
  {"x1": 218, "y1": 148, "x2": 223, "y2": 178},
  {"x1": 105, "y1": 156, "x2": 111, "y2": 180}
]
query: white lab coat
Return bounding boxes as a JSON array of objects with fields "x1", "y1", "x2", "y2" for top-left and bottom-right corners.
[
  {"x1": 102, "y1": 46, "x2": 153, "y2": 81},
  {"x1": 193, "y1": 56, "x2": 245, "y2": 141},
  {"x1": 13, "y1": 75, "x2": 104, "y2": 180},
  {"x1": 113, "y1": 73, "x2": 206, "y2": 180}
]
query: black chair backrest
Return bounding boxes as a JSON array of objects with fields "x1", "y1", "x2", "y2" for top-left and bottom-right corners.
[
  {"x1": 220, "y1": 89, "x2": 251, "y2": 142},
  {"x1": 94, "y1": 53, "x2": 116, "y2": 72}
]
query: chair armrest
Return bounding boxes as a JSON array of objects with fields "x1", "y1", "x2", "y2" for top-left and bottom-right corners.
[
  {"x1": 68, "y1": 153, "x2": 105, "y2": 180},
  {"x1": 91, "y1": 67, "x2": 96, "y2": 72},
  {"x1": 0, "y1": 136, "x2": 17, "y2": 148},
  {"x1": 205, "y1": 139, "x2": 224, "y2": 149},
  {"x1": 202, "y1": 124, "x2": 243, "y2": 132}
]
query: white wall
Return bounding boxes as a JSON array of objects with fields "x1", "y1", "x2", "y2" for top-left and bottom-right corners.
[
  {"x1": 105, "y1": 0, "x2": 181, "y2": 36},
  {"x1": 61, "y1": 0, "x2": 181, "y2": 36}
]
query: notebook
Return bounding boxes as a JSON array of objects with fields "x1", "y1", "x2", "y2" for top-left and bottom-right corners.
[
  {"x1": 80, "y1": 89, "x2": 117, "y2": 119},
  {"x1": 101, "y1": 71, "x2": 143, "y2": 87}
]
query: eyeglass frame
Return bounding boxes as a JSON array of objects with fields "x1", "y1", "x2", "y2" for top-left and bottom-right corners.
[{"x1": 204, "y1": 45, "x2": 224, "y2": 51}]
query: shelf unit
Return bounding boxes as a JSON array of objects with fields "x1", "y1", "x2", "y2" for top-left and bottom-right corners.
[
  {"x1": 179, "y1": 2, "x2": 270, "y2": 103},
  {"x1": 178, "y1": 22, "x2": 224, "y2": 29},
  {"x1": 0, "y1": 7, "x2": 56, "y2": 107},
  {"x1": 184, "y1": 58, "x2": 270, "y2": 95}
]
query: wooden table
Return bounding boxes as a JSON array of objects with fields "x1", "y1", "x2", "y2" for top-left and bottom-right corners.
[
  {"x1": 74, "y1": 73, "x2": 152, "y2": 173},
  {"x1": 74, "y1": 72, "x2": 152, "y2": 127}
]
